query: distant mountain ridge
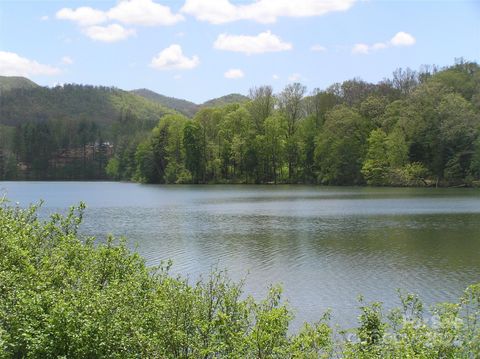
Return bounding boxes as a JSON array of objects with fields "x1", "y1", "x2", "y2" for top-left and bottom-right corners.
[
  {"x1": 130, "y1": 89, "x2": 198, "y2": 117},
  {"x1": 0, "y1": 76, "x2": 39, "y2": 92},
  {"x1": 200, "y1": 93, "x2": 249, "y2": 108},
  {"x1": 0, "y1": 76, "x2": 249, "y2": 122},
  {"x1": 130, "y1": 89, "x2": 249, "y2": 117}
]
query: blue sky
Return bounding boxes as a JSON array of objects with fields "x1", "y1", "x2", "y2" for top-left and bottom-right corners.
[{"x1": 0, "y1": 0, "x2": 479, "y2": 103}]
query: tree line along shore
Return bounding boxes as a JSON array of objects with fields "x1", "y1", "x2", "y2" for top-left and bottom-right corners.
[{"x1": 1, "y1": 59, "x2": 479, "y2": 187}]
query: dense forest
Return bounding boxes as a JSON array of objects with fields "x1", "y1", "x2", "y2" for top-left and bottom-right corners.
[
  {"x1": 1, "y1": 59, "x2": 479, "y2": 185},
  {"x1": 0, "y1": 84, "x2": 171, "y2": 179},
  {"x1": 110, "y1": 59, "x2": 480, "y2": 187},
  {"x1": 0, "y1": 81, "x2": 249, "y2": 180},
  {"x1": 0, "y1": 83, "x2": 173, "y2": 180}
]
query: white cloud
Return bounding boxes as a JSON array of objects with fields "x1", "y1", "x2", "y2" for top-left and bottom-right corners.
[
  {"x1": 56, "y1": 6, "x2": 107, "y2": 26},
  {"x1": 181, "y1": 0, "x2": 237, "y2": 24},
  {"x1": 150, "y1": 44, "x2": 199, "y2": 70},
  {"x1": 272, "y1": 74, "x2": 280, "y2": 80},
  {"x1": 108, "y1": 0, "x2": 184, "y2": 26},
  {"x1": 214, "y1": 31, "x2": 292, "y2": 55},
  {"x1": 288, "y1": 73, "x2": 302, "y2": 82},
  {"x1": 56, "y1": 0, "x2": 182, "y2": 28},
  {"x1": 352, "y1": 43, "x2": 369, "y2": 54},
  {"x1": 224, "y1": 69, "x2": 244, "y2": 79},
  {"x1": 182, "y1": 0, "x2": 356, "y2": 24},
  {"x1": 390, "y1": 31, "x2": 416, "y2": 46},
  {"x1": 61, "y1": 56, "x2": 74, "y2": 65},
  {"x1": 0, "y1": 51, "x2": 61, "y2": 77},
  {"x1": 352, "y1": 31, "x2": 416, "y2": 54},
  {"x1": 310, "y1": 44, "x2": 327, "y2": 52},
  {"x1": 83, "y1": 24, "x2": 136, "y2": 43}
]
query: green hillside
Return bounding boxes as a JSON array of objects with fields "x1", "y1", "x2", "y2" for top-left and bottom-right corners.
[
  {"x1": 0, "y1": 76, "x2": 39, "y2": 92},
  {"x1": 201, "y1": 93, "x2": 249, "y2": 108},
  {"x1": 132, "y1": 89, "x2": 250, "y2": 117},
  {"x1": 131, "y1": 88, "x2": 198, "y2": 117},
  {"x1": 0, "y1": 83, "x2": 172, "y2": 126}
]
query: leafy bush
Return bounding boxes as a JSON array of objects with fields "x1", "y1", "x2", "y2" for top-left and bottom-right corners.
[
  {"x1": 388, "y1": 162, "x2": 429, "y2": 187},
  {"x1": 0, "y1": 200, "x2": 479, "y2": 358}
]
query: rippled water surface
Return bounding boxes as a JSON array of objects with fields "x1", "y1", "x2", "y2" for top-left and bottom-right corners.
[{"x1": 2, "y1": 182, "x2": 480, "y2": 328}]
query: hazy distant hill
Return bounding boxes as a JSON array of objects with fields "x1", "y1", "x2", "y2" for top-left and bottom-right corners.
[
  {"x1": 131, "y1": 89, "x2": 198, "y2": 118},
  {"x1": 132, "y1": 89, "x2": 249, "y2": 117},
  {"x1": 201, "y1": 93, "x2": 249, "y2": 108},
  {"x1": 0, "y1": 82, "x2": 172, "y2": 126},
  {"x1": 0, "y1": 76, "x2": 39, "y2": 92}
]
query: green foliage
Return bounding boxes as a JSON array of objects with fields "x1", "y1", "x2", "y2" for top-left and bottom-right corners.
[
  {"x1": 264, "y1": 114, "x2": 287, "y2": 184},
  {"x1": 131, "y1": 88, "x2": 199, "y2": 117},
  {"x1": 183, "y1": 120, "x2": 205, "y2": 183},
  {"x1": 385, "y1": 129, "x2": 409, "y2": 169},
  {"x1": 430, "y1": 60, "x2": 480, "y2": 100},
  {"x1": 133, "y1": 114, "x2": 189, "y2": 183},
  {"x1": 0, "y1": 76, "x2": 38, "y2": 92},
  {"x1": 304, "y1": 89, "x2": 339, "y2": 129},
  {"x1": 389, "y1": 162, "x2": 429, "y2": 187},
  {"x1": 315, "y1": 105, "x2": 370, "y2": 185},
  {"x1": 469, "y1": 137, "x2": 480, "y2": 179},
  {"x1": 134, "y1": 140, "x2": 157, "y2": 183},
  {"x1": 201, "y1": 93, "x2": 249, "y2": 108},
  {"x1": 359, "y1": 96, "x2": 389, "y2": 126},
  {"x1": 361, "y1": 129, "x2": 389, "y2": 185},
  {"x1": 131, "y1": 89, "x2": 250, "y2": 118},
  {"x1": 105, "y1": 157, "x2": 120, "y2": 179},
  {"x1": 0, "y1": 84, "x2": 171, "y2": 126},
  {"x1": 340, "y1": 287, "x2": 480, "y2": 358}
]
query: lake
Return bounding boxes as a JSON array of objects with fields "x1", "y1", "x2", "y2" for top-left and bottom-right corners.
[{"x1": 1, "y1": 181, "x2": 480, "y2": 329}]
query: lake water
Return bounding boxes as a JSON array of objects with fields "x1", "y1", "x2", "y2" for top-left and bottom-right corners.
[{"x1": 2, "y1": 181, "x2": 480, "y2": 329}]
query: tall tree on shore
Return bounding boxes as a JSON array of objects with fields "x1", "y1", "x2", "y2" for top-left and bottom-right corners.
[{"x1": 278, "y1": 83, "x2": 306, "y2": 182}]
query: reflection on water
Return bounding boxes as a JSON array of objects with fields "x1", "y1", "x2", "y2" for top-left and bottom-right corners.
[{"x1": 2, "y1": 182, "x2": 480, "y2": 328}]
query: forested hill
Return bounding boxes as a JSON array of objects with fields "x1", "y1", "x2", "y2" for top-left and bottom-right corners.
[
  {"x1": 200, "y1": 93, "x2": 249, "y2": 108},
  {"x1": 131, "y1": 89, "x2": 198, "y2": 117},
  {"x1": 0, "y1": 77, "x2": 248, "y2": 123},
  {"x1": 131, "y1": 89, "x2": 249, "y2": 117},
  {"x1": 0, "y1": 76, "x2": 39, "y2": 92},
  {"x1": 0, "y1": 83, "x2": 172, "y2": 126},
  {"x1": 0, "y1": 80, "x2": 176, "y2": 180}
]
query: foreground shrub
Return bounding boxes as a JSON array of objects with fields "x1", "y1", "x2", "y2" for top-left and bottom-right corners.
[{"x1": 0, "y1": 200, "x2": 478, "y2": 358}]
